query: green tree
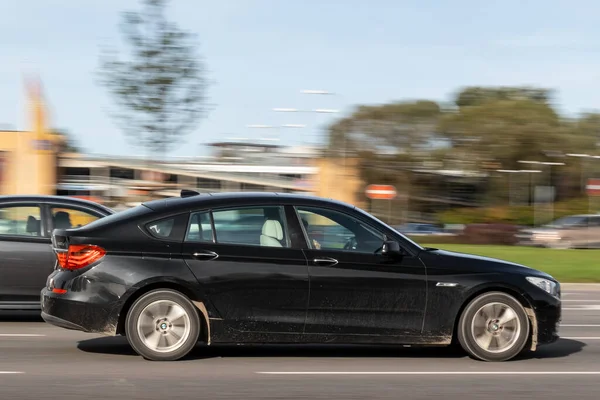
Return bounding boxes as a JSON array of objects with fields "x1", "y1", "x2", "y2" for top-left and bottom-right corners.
[
  {"x1": 439, "y1": 98, "x2": 566, "y2": 169},
  {"x1": 97, "y1": 0, "x2": 209, "y2": 157},
  {"x1": 455, "y1": 86, "x2": 552, "y2": 108},
  {"x1": 327, "y1": 100, "x2": 442, "y2": 158}
]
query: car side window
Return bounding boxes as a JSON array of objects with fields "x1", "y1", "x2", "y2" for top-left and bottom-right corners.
[
  {"x1": 296, "y1": 206, "x2": 385, "y2": 253},
  {"x1": 0, "y1": 206, "x2": 43, "y2": 237},
  {"x1": 50, "y1": 207, "x2": 103, "y2": 229},
  {"x1": 590, "y1": 217, "x2": 600, "y2": 227},
  {"x1": 185, "y1": 211, "x2": 213, "y2": 242},
  {"x1": 145, "y1": 213, "x2": 189, "y2": 241},
  {"x1": 204, "y1": 206, "x2": 290, "y2": 248},
  {"x1": 147, "y1": 217, "x2": 176, "y2": 239}
]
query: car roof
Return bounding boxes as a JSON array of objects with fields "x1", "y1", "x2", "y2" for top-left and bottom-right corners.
[
  {"x1": 141, "y1": 192, "x2": 357, "y2": 213},
  {"x1": 0, "y1": 195, "x2": 114, "y2": 214}
]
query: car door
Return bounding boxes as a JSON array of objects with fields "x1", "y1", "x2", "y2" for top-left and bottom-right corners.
[
  {"x1": 0, "y1": 203, "x2": 55, "y2": 307},
  {"x1": 181, "y1": 204, "x2": 310, "y2": 340},
  {"x1": 295, "y1": 205, "x2": 427, "y2": 340}
]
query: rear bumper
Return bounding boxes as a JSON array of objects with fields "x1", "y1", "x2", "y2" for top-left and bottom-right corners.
[{"x1": 40, "y1": 288, "x2": 120, "y2": 335}]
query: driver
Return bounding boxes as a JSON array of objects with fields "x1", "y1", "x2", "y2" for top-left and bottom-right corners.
[{"x1": 301, "y1": 218, "x2": 321, "y2": 249}]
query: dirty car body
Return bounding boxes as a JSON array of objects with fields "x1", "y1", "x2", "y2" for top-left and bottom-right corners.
[{"x1": 41, "y1": 192, "x2": 561, "y2": 362}]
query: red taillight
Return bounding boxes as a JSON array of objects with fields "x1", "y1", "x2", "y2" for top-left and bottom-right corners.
[{"x1": 56, "y1": 244, "x2": 106, "y2": 270}]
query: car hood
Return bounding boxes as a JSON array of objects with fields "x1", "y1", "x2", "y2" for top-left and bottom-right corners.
[{"x1": 421, "y1": 248, "x2": 555, "y2": 280}]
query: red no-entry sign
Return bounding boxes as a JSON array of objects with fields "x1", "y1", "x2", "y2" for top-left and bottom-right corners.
[
  {"x1": 365, "y1": 184, "x2": 397, "y2": 200},
  {"x1": 588, "y1": 178, "x2": 600, "y2": 196}
]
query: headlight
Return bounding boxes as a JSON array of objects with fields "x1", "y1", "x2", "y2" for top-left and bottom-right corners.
[{"x1": 526, "y1": 277, "x2": 560, "y2": 298}]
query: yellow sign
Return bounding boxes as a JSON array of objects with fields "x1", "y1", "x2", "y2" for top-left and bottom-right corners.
[{"x1": 26, "y1": 77, "x2": 55, "y2": 154}]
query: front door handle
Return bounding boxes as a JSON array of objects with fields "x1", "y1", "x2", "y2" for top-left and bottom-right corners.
[
  {"x1": 192, "y1": 250, "x2": 219, "y2": 261},
  {"x1": 313, "y1": 257, "x2": 338, "y2": 267}
]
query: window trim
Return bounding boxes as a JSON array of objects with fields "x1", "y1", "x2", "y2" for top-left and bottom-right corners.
[
  {"x1": 0, "y1": 203, "x2": 46, "y2": 240},
  {"x1": 292, "y1": 204, "x2": 390, "y2": 254}
]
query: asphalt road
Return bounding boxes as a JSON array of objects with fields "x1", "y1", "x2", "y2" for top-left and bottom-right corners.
[{"x1": 2, "y1": 285, "x2": 600, "y2": 400}]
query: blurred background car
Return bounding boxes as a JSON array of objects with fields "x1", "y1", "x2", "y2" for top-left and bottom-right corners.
[
  {"x1": 516, "y1": 214, "x2": 600, "y2": 249},
  {"x1": 0, "y1": 195, "x2": 113, "y2": 310}
]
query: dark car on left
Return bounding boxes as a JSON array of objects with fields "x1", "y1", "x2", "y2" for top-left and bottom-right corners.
[{"x1": 0, "y1": 195, "x2": 113, "y2": 310}]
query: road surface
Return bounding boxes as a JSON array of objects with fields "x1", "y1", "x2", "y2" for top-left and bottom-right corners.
[{"x1": 1, "y1": 285, "x2": 600, "y2": 399}]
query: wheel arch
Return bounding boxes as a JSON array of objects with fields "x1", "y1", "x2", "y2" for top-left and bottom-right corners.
[
  {"x1": 451, "y1": 283, "x2": 538, "y2": 351},
  {"x1": 115, "y1": 281, "x2": 211, "y2": 345}
]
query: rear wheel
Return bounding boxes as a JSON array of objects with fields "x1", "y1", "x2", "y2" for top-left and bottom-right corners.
[
  {"x1": 125, "y1": 289, "x2": 200, "y2": 361},
  {"x1": 457, "y1": 291, "x2": 530, "y2": 362}
]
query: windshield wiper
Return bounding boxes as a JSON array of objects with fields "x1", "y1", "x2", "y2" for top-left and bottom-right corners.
[{"x1": 422, "y1": 247, "x2": 438, "y2": 251}]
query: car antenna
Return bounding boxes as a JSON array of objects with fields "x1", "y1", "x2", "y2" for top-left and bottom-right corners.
[{"x1": 181, "y1": 189, "x2": 200, "y2": 198}]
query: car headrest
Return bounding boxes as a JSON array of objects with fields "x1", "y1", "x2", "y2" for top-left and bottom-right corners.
[
  {"x1": 262, "y1": 219, "x2": 284, "y2": 241},
  {"x1": 26, "y1": 216, "x2": 40, "y2": 234}
]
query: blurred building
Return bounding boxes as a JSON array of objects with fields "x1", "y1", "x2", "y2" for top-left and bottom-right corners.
[
  {"x1": 0, "y1": 79, "x2": 364, "y2": 209},
  {"x1": 0, "y1": 80, "x2": 60, "y2": 196}
]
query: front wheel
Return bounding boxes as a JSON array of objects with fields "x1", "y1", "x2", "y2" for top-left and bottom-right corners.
[
  {"x1": 457, "y1": 291, "x2": 530, "y2": 362},
  {"x1": 125, "y1": 289, "x2": 201, "y2": 361}
]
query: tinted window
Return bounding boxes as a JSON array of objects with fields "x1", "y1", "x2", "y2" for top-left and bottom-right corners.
[
  {"x1": 210, "y1": 206, "x2": 289, "y2": 247},
  {"x1": 0, "y1": 206, "x2": 43, "y2": 237},
  {"x1": 296, "y1": 206, "x2": 384, "y2": 253},
  {"x1": 50, "y1": 206, "x2": 102, "y2": 229},
  {"x1": 146, "y1": 217, "x2": 176, "y2": 239},
  {"x1": 589, "y1": 217, "x2": 600, "y2": 227},
  {"x1": 186, "y1": 211, "x2": 213, "y2": 242}
]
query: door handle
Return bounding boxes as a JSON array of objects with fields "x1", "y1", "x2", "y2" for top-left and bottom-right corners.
[
  {"x1": 313, "y1": 257, "x2": 338, "y2": 266},
  {"x1": 192, "y1": 250, "x2": 219, "y2": 261}
]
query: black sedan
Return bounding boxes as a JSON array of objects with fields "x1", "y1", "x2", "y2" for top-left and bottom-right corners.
[
  {"x1": 0, "y1": 195, "x2": 113, "y2": 310},
  {"x1": 41, "y1": 191, "x2": 561, "y2": 362}
]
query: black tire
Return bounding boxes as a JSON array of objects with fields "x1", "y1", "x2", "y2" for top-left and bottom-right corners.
[
  {"x1": 125, "y1": 289, "x2": 200, "y2": 361},
  {"x1": 457, "y1": 291, "x2": 530, "y2": 362}
]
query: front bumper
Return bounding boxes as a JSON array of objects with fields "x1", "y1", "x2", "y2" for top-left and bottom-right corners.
[
  {"x1": 529, "y1": 294, "x2": 561, "y2": 347},
  {"x1": 40, "y1": 288, "x2": 120, "y2": 335}
]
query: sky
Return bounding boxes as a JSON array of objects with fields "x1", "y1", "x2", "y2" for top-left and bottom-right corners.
[{"x1": 2, "y1": 0, "x2": 600, "y2": 157}]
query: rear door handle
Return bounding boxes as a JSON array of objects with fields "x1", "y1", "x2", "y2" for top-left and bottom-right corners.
[
  {"x1": 192, "y1": 250, "x2": 219, "y2": 261},
  {"x1": 313, "y1": 257, "x2": 338, "y2": 267}
]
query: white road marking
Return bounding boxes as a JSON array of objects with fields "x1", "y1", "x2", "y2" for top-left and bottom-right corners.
[
  {"x1": 0, "y1": 372, "x2": 24, "y2": 374},
  {"x1": 562, "y1": 300, "x2": 600, "y2": 302},
  {"x1": 0, "y1": 334, "x2": 45, "y2": 337},
  {"x1": 257, "y1": 371, "x2": 600, "y2": 375},
  {"x1": 561, "y1": 337, "x2": 600, "y2": 340},
  {"x1": 561, "y1": 325, "x2": 600, "y2": 327},
  {"x1": 563, "y1": 305, "x2": 600, "y2": 310}
]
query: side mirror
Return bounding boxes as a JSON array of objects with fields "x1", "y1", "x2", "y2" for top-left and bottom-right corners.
[{"x1": 381, "y1": 240, "x2": 403, "y2": 257}]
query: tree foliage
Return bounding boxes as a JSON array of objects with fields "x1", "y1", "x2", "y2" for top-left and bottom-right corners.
[
  {"x1": 98, "y1": 0, "x2": 209, "y2": 156},
  {"x1": 454, "y1": 86, "x2": 552, "y2": 109},
  {"x1": 327, "y1": 85, "x2": 600, "y2": 212},
  {"x1": 328, "y1": 100, "x2": 442, "y2": 156}
]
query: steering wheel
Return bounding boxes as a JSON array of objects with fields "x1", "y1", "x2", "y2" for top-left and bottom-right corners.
[{"x1": 343, "y1": 236, "x2": 358, "y2": 250}]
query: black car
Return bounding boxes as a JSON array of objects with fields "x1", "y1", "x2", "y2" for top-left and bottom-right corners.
[
  {"x1": 41, "y1": 191, "x2": 561, "y2": 362},
  {"x1": 0, "y1": 195, "x2": 113, "y2": 310}
]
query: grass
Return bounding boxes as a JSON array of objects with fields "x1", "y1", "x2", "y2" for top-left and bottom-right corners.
[{"x1": 419, "y1": 243, "x2": 600, "y2": 283}]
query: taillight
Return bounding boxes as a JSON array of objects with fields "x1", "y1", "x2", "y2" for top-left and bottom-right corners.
[{"x1": 56, "y1": 244, "x2": 106, "y2": 270}]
